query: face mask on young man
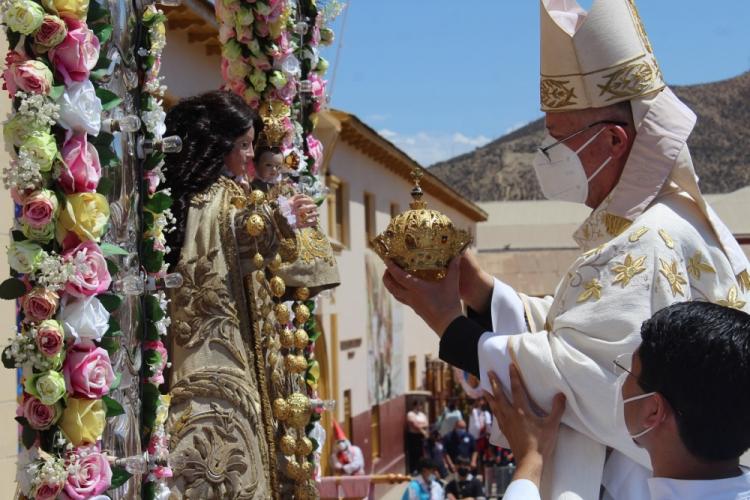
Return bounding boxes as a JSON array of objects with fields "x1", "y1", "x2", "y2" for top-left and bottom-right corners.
[
  {"x1": 532, "y1": 126, "x2": 613, "y2": 204},
  {"x1": 613, "y1": 372, "x2": 664, "y2": 442}
]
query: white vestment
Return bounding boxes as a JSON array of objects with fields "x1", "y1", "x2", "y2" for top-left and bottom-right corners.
[{"x1": 477, "y1": 88, "x2": 750, "y2": 500}]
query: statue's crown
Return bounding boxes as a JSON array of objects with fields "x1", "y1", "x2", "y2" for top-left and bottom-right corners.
[
  {"x1": 540, "y1": 0, "x2": 665, "y2": 111},
  {"x1": 372, "y1": 169, "x2": 471, "y2": 281}
]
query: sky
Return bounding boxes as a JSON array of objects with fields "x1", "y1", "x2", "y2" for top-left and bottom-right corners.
[{"x1": 320, "y1": 0, "x2": 750, "y2": 166}]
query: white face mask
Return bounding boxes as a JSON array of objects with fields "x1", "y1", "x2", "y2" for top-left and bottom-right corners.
[
  {"x1": 337, "y1": 441, "x2": 348, "y2": 452},
  {"x1": 533, "y1": 127, "x2": 612, "y2": 204},
  {"x1": 614, "y1": 372, "x2": 660, "y2": 441}
]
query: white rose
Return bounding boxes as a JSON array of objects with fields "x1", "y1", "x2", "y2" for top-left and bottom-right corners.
[
  {"x1": 8, "y1": 240, "x2": 44, "y2": 274},
  {"x1": 56, "y1": 80, "x2": 102, "y2": 136},
  {"x1": 58, "y1": 295, "x2": 110, "y2": 343}
]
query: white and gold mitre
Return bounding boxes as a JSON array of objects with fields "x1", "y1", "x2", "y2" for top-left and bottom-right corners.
[{"x1": 540, "y1": 0, "x2": 665, "y2": 112}]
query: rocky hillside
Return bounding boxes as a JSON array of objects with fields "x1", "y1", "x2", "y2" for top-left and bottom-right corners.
[{"x1": 430, "y1": 72, "x2": 750, "y2": 201}]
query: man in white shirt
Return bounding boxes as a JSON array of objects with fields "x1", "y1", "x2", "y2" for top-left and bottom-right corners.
[{"x1": 485, "y1": 302, "x2": 750, "y2": 500}]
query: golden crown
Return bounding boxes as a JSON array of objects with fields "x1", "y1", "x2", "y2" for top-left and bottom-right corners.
[
  {"x1": 372, "y1": 169, "x2": 472, "y2": 280},
  {"x1": 257, "y1": 100, "x2": 290, "y2": 148}
]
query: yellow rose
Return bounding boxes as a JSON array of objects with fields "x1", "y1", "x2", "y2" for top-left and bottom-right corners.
[
  {"x1": 57, "y1": 192, "x2": 110, "y2": 242},
  {"x1": 59, "y1": 397, "x2": 105, "y2": 446},
  {"x1": 154, "y1": 394, "x2": 171, "y2": 427},
  {"x1": 42, "y1": 0, "x2": 88, "y2": 19}
]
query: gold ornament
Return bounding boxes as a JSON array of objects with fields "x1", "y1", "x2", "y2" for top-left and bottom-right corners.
[
  {"x1": 372, "y1": 168, "x2": 472, "y2": 280},
  {"x1": 269, "y1": 253, "x2": 283, "y2": 273},
  {"x1": 294, "y1": 481, "x2": 318, "y2": 500},
  {"x1": 294, "y1": 355, "x2": 308, "y2": 373},
  {"x1": 285, "y1": 392, "x2": 312, "y2": 428},
  {"x1": 253, "y1": 253, "x2": 265, "y2": 268},
  {"x1": 280, "y1": 434, "x2": 297, "y2": 456},
  {"x1": 285, "y1": 150, "x2": 301, "y2": 171},
  {"x1": 273, "y1": 398, "x2": 289, "y2": 420},
  {"x1": 246, "y1": 213, "x2": 265, "y2": 237},
  {"x1": 269, "y1": 351, "x2": 279, "y2": 367},
  {"x1": 257, "y1": 101, "x2": 291, "y2": 148},
  {"x1": 269, "y1": 276, "x2": 286, "y2": 298},
  {"x1": 285, "y1": 458, "x2": 302, "y2": 481},
  {"x1": 301, "y1": 461, "x2": 314, "y2": 480},
  {"x1": 293, "y1": 303, "x2": 310, "y2": 324},
  {"x1": 280, "y1": 328, "x2": 295, "y2": 349},
  {"x1": 274, "y1": 303, "x2": 290, "y2": 324},
  {"x1": 294, "y1": 287, "x2": 310, "y2": 301},
  {"x1": 296, "y1": 437, "x2": 314, "y2": 457},
  {"x1": 255, "y1": 272, "x2": 266, "y2": 284},
  {"x1": 263, "y1": 322, "x2": 275, "y2": 336},
  {"x1": 250, "y1": 189, "x2": 266, "y2": 205},
  {"x1": 285, "y1": 354, "x2": 296, "y2": 371},
  {"x1": 293, "y1": 329, "x2": 309, "y2": 349}
]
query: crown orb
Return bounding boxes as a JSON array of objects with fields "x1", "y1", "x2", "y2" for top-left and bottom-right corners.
[
  {"x1": 280, "y1": 434, "x2": 297, "y2": 456},
  {"x1": 280, "y1": 328, "x2": 295, "y2": 349},
  {"x1": 246, "y1": 214, "x2": 266, "y2": 237},
  {"x1": 293, "y1": 329, "x2": 309, "y2": 349},
  {"x1": 270, "y1": 276, "x2": 286, "y2": 298}
]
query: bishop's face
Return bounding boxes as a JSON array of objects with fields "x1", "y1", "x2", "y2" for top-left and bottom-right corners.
[{"x1": 225, "y1": 128, "x2": 255, "y2": 178}]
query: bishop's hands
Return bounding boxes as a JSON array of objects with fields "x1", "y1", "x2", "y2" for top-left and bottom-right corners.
[
  {"x1": 383, "y1": 256, "x2": 464, "y2": 336},
  {"x1": 458, "y1": 249, "x2": 496, "y2": 313},
  {"x1": 485, "y1": 366, "x2": 566, "y2": 489}
]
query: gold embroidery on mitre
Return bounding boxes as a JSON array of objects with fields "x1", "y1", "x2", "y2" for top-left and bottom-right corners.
[
  {"x1": 583, "y1": 243, "x2": 606, "y2": 258},
  {"x1": 628, "y1": 227, "x2": 650, "y2": 243},
  {"x1": 687, "y1": 251, "x2": 716, "y2": 280},
  {"x1": 717, "y1": 286, "x2": 747, "y2": 310},
  {"x1": 611, "y1": 254, "x2": 647, "y2": 288},
  {"x1": 541, "y1": 79, "x2": 577, "y2": 109},
  {"x1": 625, "y1": 0, "x2": 654, "y2": 54},
  {"x1": 659, "y1": 258, "x2": 687, "y2": 297},
  {"x1": 577, "y1": 279, "x2": 603, "y2": 303},
  {"x1": 658, "y1": 229, "x2": 675, "y2": 249},
  {"x1": 604, "y1": 214, "x2": 632, "y2": 237},
  {"x1": 597, "y1": 60, "x2": 658, "y2": 102},
  {"x1": 738, "y1": 271, "x2": 750, "y2": 293}
]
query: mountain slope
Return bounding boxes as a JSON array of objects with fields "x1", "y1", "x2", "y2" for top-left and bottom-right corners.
[{"x1": 430, "y1": 72, "x2": 750, "y2": 201}]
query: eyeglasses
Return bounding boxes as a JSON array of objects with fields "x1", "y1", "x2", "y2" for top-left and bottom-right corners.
[{"x1": 539, "y1": 120, "x2": 629, "y2": 159}]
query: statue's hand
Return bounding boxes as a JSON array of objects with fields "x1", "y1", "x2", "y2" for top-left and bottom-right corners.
[{"x1": 290, "y1": 194, "x2": 318, "y2": 228}]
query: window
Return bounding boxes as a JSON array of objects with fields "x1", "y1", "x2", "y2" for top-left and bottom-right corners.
[
  {"x1": 371, "y1": 404, "x2": 381, "y2": 459},
  {"x1": 326, "y1": 174, "x2": 349, "y2": 247},
  {"x1": 364, "y1": 192, "x2": 376, "y2": 246},
  {"x1": 343, "y1": 389, "x2": 352, "y2": 440},
  {"x1": 409, "y1": 356, "x2": 417, "y2": 390},
  {"x1": 390, "y1": 203, "x2": 400, "y2": 218}
]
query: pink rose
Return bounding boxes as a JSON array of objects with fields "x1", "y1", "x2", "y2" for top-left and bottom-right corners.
[
  {"x1": 249, "y1": 54, "x2": 271, "y2": 71},
  {"x1": 143, "y1": 340, "x2": 168, "y2": 385},
  {"x1": 63, "y1": 240, "x2": 111, "y2": 297},
  {"x1": 33, "y1": 15, "x2": 68, "y2": 52},
  {"x1": 153, "y1": 465, "x2": 173, "y2": 480},
  {"x1": 59, "y1": 132, "x2": 101, "y2": 193},
  {"x1": 22, "y1": 287, "x2": 60, "y2": 323},
  {"x1": 23, "y1": 394, "x2": 61, "y2": 430},
  {"x1": 226, "y1": 78, "x2": 247, "y2": 98},
  {"x1": 48, "y1": 17, "x2": 100, "y2": 86},
  {"x1": 36, "y1": 319, "x2": 65, "y2": 357},
  {"x1": 2, "y1": 52, "x2": 54, "y2": 97},
  {"x1": 63, "y1": 343, "x2": 115, "y2": 398},
  {"x1": 35, "y1": 481, "x2": 64, "y2": 500},
  {"x1": 270, "y1": 80, "x2": 296, "y2": 106},
  {"x1": 218, "y1": 24, "x2": 235, "y2": 44},
  {"x1": 21, "y1": 189, "x2": 58, "y2": 228},
  {"x1": 63, "y1": 445, "x2": 112, "y2": 499},
  {"x1": 306, "y1": 135, "x2": 324, "y2": 174},
  {"x1": 144, "y1": 170, "x2": 160, "y2": 195}
]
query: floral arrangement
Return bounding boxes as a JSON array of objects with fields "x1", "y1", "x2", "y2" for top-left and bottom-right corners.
[
  {"x1": 134, "y1": 5, "x2": 174, "y2": 500},
  {"x1": 0, "y1": 0, "x2": 134, "y2": 496}
]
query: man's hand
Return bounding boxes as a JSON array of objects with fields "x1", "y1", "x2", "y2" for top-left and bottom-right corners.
[
  {"x1": 382, "y1": 256, "x2": 464, "y2": 336},
  {"x1": 458, "y1": 250, "x2": 495, "y2": 313},
  {"x1": 290, "y1": 194, "x2": 318, "y2": 228},
  {"x1": 485, "y1": 365, "x2": 566, "y2": 488}
]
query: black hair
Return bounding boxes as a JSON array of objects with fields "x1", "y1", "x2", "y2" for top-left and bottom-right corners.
[
  {"x1": 163, "y1": 90, "x2": 259, "y2": 266},
  {"x1": 638, "y1": 301, "x2": 750, "y2": 461},
  {"x1": 417, "y1": 458, "x2": 438, "y2": 472}
]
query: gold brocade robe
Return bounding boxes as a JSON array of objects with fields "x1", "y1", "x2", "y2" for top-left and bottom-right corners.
[{"x1": 165, "y1": 177, "x2": 339, "y2": 499}]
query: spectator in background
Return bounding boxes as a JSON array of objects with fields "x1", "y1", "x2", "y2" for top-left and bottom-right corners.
[
  {"x1": 467, "y1": 397, "x2": 488, "y2": 441},
  {"x1": 407, "y1": 400, "x2": 430, "y2": 473},
  {"x1": 330, "y1": 420, "x2": 365, "y2": 476},
  {"x1": 425, "y1": 430, "x2": 450, "y2": 479},
  {"x1": 445, "y1": 457, "x2": 486, "y2": 500},
  {"x1": 402, "y1": 458, "x2": 445, "y2": 500},
  {"x1": 437, "y1": 400, "x2": 463, "y2": 438},
  {"x1": 444, "y1": 420, "x2": 478, "y2": 476}
]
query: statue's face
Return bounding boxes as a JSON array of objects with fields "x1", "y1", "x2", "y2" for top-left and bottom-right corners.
[
  {"x1": 256, "y1": 151, "x2": 284, "y2": 183},
  {"x1": 225, "y1": 128, "x2": 255, "y2": 178}
]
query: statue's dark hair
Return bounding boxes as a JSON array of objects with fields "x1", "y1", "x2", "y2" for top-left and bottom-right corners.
[{"x1": 163, "y1": 90, "x2": 259, "y2": 265}]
